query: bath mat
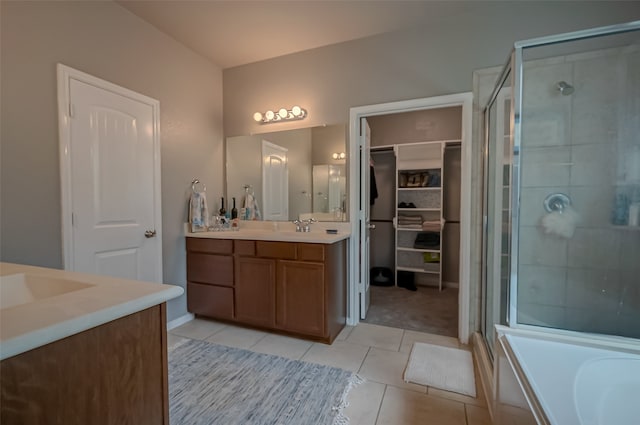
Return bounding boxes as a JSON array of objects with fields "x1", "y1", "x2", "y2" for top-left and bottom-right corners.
[
  {"x1": 168, "y1": 338, "x2": 362, "y2": 425},
  {"x1": 403, "y1": 342, "x2": 476, "y2": 397}
]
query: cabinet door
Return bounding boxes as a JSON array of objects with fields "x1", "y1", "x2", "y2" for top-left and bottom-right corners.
[
  {"x1": 276, "y1": 260, "x2": 325, "y2": 337},
  {"x1": 235, "y1": 257, "x2": 276, "y2": 328}
]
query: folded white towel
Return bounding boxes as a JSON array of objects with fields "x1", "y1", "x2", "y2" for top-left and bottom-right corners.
[{"x1": 189, "y1": 191, "x2": 209, "y2": 231}]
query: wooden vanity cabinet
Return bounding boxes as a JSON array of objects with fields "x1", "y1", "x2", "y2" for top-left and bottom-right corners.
[
  {"x1": 235, "y1": 256, "x2": 276, "y2": 328},
  {"x1": 185, "y1": 237, "x2": 346, "y2": 343},
  {"x1": 186, "y1": 238, "x2": 234, "y2": 320}
]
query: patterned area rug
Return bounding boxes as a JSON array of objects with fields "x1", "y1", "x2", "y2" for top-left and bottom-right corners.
[{"x1": 169, "y1": 338, "x2": 361, "y2": 425}]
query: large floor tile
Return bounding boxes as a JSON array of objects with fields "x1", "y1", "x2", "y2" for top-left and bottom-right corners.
[
  {"x1": 167, "y1": 333, "x2": 190, "y2": 352},
  {"x1": 170, "y1": 318, "x2": 227, "y2": 340},
  {"x1": 465, "y1": 404, "x2": 493, "y2": 425},
  {"x1": 342, "y1": 380, "x2": 386, "y2": 425},
  {"x1": 301, "y1": 341, "x2": 370, "y2": 372},
  {"x1": 399, "y1": 329, "x2": 460, "y2": 353},
  {"x1": 248, "y1": 333, "x2": 312, "y2": 360},
  {"x1": 336, "y1": 325, "x2": 355, "y2": 341},
  {"x1": 346, "y1": 322, "x2": 404, "y2": 351},
  {"x1": 376, "y1": 385, "x2": 467, "y2": 425},
  {"x1": 358, "y1": 348, "x2": 425, "y2": 393},
  {"x1": 205, "y1": 325, "x2": 268, "y2": 349}
]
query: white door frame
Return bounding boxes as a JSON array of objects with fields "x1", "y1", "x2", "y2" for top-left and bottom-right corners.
[
  {"x1": 57, "y1": 64, "x2": 163, "y2": 282},
  {"x1": 348, "y1": 92, "x2": 473, "y2": 344}
]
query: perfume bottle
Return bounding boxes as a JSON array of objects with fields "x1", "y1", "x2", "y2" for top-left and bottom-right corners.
[
  {"x1": 231, "y1": 197, "x2": 238, "y2": 219},
  {"x1": 219, "y1": 197, "x2": 226, "y2": 217}
]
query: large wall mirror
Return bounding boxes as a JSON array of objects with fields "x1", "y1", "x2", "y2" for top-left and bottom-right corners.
[{"x1": 226, "y1": 124, "x2": 348, "y2": 222}]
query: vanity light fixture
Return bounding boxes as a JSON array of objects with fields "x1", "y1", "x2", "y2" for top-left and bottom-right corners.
[
  {"x1": 332, "y1": 152, "x2": 346, "y2": 160},
  {"x1": 253, "y1": 106, "x2": 307, "y2": 124}
]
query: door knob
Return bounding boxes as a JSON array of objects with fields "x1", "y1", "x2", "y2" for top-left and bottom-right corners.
[
  {"x1": 368, "y1": 224, "x2": 376, "y2": 230},
  {"x1": 144, "y1": 230, "x2": 157, "y2": 238}
]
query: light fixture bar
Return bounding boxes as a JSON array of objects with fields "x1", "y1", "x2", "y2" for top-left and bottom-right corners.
[{"x1": 253, "y1": 106, "x2": 307, "y2": 124}]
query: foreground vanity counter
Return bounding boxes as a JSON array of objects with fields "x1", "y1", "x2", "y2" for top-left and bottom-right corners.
[
  {"x1": 0, "y1": 262, "x2": 183, "y2": 425},
  {"x1": 186, "y1": 228, "x2": 349, "y2": 343}
]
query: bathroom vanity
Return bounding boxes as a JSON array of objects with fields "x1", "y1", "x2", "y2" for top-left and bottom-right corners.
[
  {"x1": 186, "y1": 230, "x2": 348, "y2": 343},
  {"x1": 0, "y1": 263, "x2": 183, "y2": 425}
]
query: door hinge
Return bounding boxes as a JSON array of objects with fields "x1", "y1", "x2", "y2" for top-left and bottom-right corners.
[
  {"x1": 68, "y1": 103, "x2": 75, "y2": 118},
  {"x1": 71, "y1": 213, "x2": 75, "y2": 226}
]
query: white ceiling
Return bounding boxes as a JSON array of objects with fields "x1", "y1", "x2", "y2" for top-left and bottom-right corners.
[{"x1": 116, "y1": 0, "x2": 468, "y2": 69}]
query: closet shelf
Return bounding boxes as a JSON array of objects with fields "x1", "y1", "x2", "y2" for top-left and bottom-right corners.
[
  {"x1": 397, "y1": 227, "x2": 439, "y2": 232},
  {"x1": 397, "y1": 247, "x2": 440, "y2": 253},
  {"x1": 397, "y1": 266, "x2": 441, "y2": 275}
]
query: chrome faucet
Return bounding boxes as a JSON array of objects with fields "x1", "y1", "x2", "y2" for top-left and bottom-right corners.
[
  {"x1": 293, "y1": 218, "x2": 316, "y2": 232},
  {"x1": 301, "y1": 218, "x2": 316, "y2": 232}
]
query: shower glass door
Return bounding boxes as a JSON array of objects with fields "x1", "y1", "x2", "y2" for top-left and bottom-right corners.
[{"x1": 481, "y1": 66, "x2": 513, "y2": 356}]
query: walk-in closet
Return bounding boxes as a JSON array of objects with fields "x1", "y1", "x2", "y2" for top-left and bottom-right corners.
[{"x1": 364, "y1": 106, "x2": 462, "y2": 337}]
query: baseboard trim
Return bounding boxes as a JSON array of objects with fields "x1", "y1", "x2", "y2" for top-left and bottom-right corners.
[
  {"x1": 472, "y1": 332, "x2": 495, "y2": 421},
  {"x1": 167, "y1": 313, "x2": 194, "y2": 330}
]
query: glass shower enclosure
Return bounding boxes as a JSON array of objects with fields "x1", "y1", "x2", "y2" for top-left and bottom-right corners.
[{"x1": 482, "y1": 21, "x2": 640, "y2": 356}]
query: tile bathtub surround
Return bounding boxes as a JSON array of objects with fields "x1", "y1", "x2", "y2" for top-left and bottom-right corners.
[{"x1": 169, "y1": 318, "x2": 489, "y2": 425}]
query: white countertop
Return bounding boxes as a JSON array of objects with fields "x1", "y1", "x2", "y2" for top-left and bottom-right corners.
[
  {"x1": 0, "y1": 262, "x2": 183, "y2": 360},
  {"x1": 186, "y1": 228, "x2": 350, "y2": 244}
]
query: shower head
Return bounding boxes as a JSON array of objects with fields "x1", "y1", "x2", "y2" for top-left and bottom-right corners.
[{"x1": 557, "y1": 81, "x2": 574, "y2": 96}]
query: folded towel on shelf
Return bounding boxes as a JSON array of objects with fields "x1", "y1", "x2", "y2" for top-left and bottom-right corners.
[
  {"x1": 189, "y1": 191, "x2": 209, "y2": 232},
  {"x1": 422, "y1": 220, "x2": 441, "y2": 231}
]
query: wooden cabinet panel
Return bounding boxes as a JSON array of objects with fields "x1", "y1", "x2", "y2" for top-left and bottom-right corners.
[
  {"x1": 235, "y1": 257, "x2": 276, "y2": 327},
  {"x1": 256, "y1": 241, "x2": 296, "y2": 259},
  {"x1": 297, "y1": 243, "x2": 325, "y2": 262},
  {"x1": 187, "y1": 252, "x2": 233, "y2": 286},
  {"x1": 234, "y1": 240, "x2": 255, "y2": 256},
  {"x1": 186, "y1": 237, "x2": 233, "y2": 254},
  {"x1": 277, "y1": 260, "x2": 325, "y2": 337},
  {"x1": 1, "y1": 305, "x2": 168, "y2": 425},
  {"x1": 187, "y1": 282, "x2": 234, "y2": 320}
]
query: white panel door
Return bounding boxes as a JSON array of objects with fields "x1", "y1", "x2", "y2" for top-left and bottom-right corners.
[
  {"x1": 65, "y1": 75, "x2": 161, "y2": 282},
  {"x1": 261, "y1": 140, "x2": 289, "y2": 221},
  {"x1": 360, "y1": 118, "x2": 372, "y2": 319}
]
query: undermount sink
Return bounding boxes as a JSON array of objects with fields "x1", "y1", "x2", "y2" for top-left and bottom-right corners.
[
  {"x1": 574, "y1": 357, "x2": 640, "y2": 425},
  {"x1": 0, "y1": 273, "x2": 94, "y2": 310}
]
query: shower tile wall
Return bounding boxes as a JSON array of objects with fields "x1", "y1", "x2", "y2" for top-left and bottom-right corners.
[{"x1": 518, "y1": 44, "x2": 640, "y2": 338}]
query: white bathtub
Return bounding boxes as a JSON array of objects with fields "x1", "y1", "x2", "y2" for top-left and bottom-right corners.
[{"x1": 497, "y1": 326, "x2": 640, "y2": 425}]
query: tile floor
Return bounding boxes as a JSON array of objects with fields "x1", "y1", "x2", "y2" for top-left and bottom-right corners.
[{"x1": 169, "y1": 319, "x2": 492, "y2": 425}]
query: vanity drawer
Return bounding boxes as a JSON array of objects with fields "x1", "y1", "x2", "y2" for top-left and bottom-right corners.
[
  {"x1": 234, "y1": 240, "x2": 255, "y2": 256},
  {"x1": 297, "y1": 243, "x2": 325, "y2": 262},
  {"x1": 186, "y1": 237, "x2": 233, "y2": 254},
  {"x1": 187, "y1": 282, "x2": 234, "y2": 320},
  {"x1": 187, "y1": 252, "x2": 233, "y2": 286},
  {"x1": 256, "y1": 241, "x2": 297, "y2": 260}
]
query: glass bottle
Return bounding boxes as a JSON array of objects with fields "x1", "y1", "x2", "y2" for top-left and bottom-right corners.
[
  {"x1": 231, "y1": 197, "x2": 238, "y2": 219},
  {"x1": 219, "y1": 197, "x2": 226, "y2": 217}
]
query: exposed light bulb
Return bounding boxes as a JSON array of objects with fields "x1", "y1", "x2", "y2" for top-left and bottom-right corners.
[
  {"x1": 265, "y1": 110, "x2": 275, "y2": 121},
  {"x1": 253, "y1": 112, "x2": 263, "y2": 122},
  {"x1": 332, "y1": 153, "x2": 339, "y2": 160},
  {"x1": 291, "y1": 106, "x2": 302, "y2": 117},
  {"x1": 339, "y1": 152, "x2": 346, "y2": 159},
  {"x1": 278, "y1": 108, "x2": 288, "y2": 119}
]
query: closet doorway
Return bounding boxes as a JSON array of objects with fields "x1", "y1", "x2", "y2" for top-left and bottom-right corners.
[{"x1": 348, "y1": 93, "x2": 472, "y2": 343}]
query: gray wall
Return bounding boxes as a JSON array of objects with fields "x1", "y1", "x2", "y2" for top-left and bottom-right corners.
[
  {"x1": 223, "y1": 2, "x2": 639, "y2": 137},
  {"x1": 0, "y1": 1, "x2": 223, "y2": 322}
]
